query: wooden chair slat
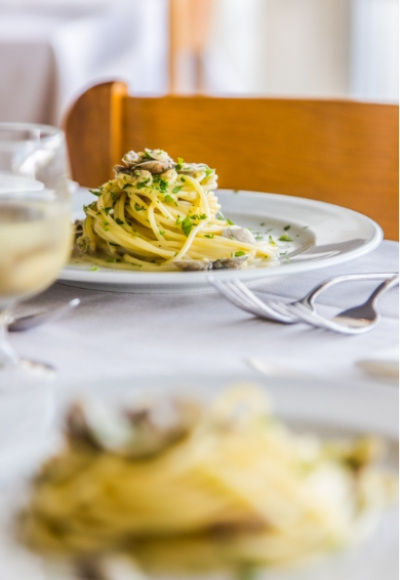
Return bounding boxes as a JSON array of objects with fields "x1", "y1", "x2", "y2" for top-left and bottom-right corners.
[{"x1": 64, "y1": 81, "x2": 399, "y2": 240}]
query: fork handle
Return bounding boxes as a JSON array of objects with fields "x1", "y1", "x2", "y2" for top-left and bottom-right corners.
[
  {"x1": 368, "y1": 274, "x2": 399, "y2": 306},
  {"x1": 304, "y1": 272, "x2": 399, "y2": 307}
]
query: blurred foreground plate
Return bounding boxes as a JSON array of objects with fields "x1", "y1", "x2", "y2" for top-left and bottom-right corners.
[
  {"x1": 58, "y1": 189, "x2": 383, "y2": 293},
  {"x1": 0, "y1": 374, "x2": 397, "y2": 579}
]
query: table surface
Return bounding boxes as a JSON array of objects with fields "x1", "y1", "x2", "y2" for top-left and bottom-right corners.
[
  {"x1": 9, "y1": 239, "x2": 399, "y2": 390},
  {"x1": 0, "y1": 238, "x2": 398, "y2": 580}
]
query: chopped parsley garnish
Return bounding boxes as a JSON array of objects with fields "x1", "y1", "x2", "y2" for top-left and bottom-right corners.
[
  {"x1": 176, "y1": 215, "x2": 182, "y2": 225},
  {"x1": 144, "y1": 150, "x2": 153, "y2": 159},
  {"x1": 104, "y1": 207, "x2": 113, "y2": 215},
  {"x1": 283, "y1": 224, "x2": 291, "y2": 231},
  {"x1": 164, "y1": 194, "x2": 174, "y2": 203},
  {"x1": 175, "y1": 157, "x2": 184, "y2": 170},
  {"x1": 279, "y1": 234, "x2": 293, "y2": 242},
  {"x1": 268, "y1": 235, "x2": 277, "y2": 245},
  {"x1": 115, "y1": 218, "x2": 124, "y2": 225},
  {"x1": 159, "y1": 230, "x2": 165, "y2": 236},
  {"x1": 181, "y1": 216, "x2": 193, "y2": 237},
  {"x1": 122, "y1": 183, "x2": 132, "y2": 190},
  {"x1": 204, "y1": 233, "x2": 214, "y2": 239},
  {"x1": 136, "y1": 179, "x2": 150, "y2": 189},
  {"x1": 204, "y1": 167, "x2": 214, "y2": 177},
  {"x1": 279, "y1": 250, "x2": 291, "y2": 263},
  {"x1": 157, "y1": 178, "x2": 168, "y2": 193},
  {"x1": 172, "y1": 185, "x2": 183, "y2": 194},
  {"x1": 90, "y1": 266, "x2": 98, "y2": 271},
  {"x1": 134, "y1": 203, "x2": 146, "y2": 211},
  {"x1": 89, "y1": 188, "x2": 102, "y2": 197},
  {"x1": 109, "y1": 242, "x2": 120, "y2": 246},
  {"x1": 233, "y1": 189, "x2": 240, "y2": 194},
  {"x1": 226, "y1": 218, "x2": 235, "y2": 225},
  {"x1": 234, "y1": 250, "x2": 246, "y2": 257}
]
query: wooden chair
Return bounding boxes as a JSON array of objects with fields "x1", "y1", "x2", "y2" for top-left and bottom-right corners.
[
  {"x1": 168, "y1": 0, "x2": 215, "y2": 93},
  {"x1": 64, "y1": 81, "x2": 399, "y2": 240}
]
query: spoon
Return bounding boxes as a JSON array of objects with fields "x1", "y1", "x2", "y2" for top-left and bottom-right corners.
[
  {"x1": 283, "y1": 275, "x2": 399, "y2": 334},
  {"x1": 8, "y1": 298, "x2": 80, "y2": 332}
]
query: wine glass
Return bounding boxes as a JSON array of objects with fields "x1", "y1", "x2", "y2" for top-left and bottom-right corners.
[{"x1": 0, "y1": 123, "x2": 72, "y2": 388}]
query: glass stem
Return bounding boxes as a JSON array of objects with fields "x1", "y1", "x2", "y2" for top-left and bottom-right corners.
[{"x1": 0, "y1": 309, "x2": 19, "y2": 368}]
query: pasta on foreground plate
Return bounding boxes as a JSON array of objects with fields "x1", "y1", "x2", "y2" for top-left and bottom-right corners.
[
  {"x1": 18, "y1": 385, "x2": 395, "y2": 579},
  {"x1": 73, "y1": 149, "x2": 278, "y2": 272}
]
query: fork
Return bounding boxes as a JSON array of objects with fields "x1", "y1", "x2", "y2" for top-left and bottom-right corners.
[
  {"x1": 209, "y1": 272, "x2": 398, "y2": 332},
  {"x1": 281, "y1": 274, "x2": 399, "y2": 334}
]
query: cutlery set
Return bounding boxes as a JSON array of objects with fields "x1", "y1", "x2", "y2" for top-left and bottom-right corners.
[
  {"x1": 209, "y1": 272, "x2": 399, "y2": 335},
  {"x1": 8, "y1": 273, "x2": 398, "y2": 336}
]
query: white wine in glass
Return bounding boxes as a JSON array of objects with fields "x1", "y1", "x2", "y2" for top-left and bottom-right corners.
[{"x1": 0, "y1": 123, "x2": 72, "y2": 387}]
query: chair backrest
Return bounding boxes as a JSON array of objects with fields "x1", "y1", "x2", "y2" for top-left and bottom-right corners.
[{"x1": 64, "y1": 81, "x2": 399, "y2": 240}]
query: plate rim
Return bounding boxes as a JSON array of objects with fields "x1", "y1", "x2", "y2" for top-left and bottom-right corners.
[{"x1": 60, "y1": 189, "x2": 383, "y2": 286}]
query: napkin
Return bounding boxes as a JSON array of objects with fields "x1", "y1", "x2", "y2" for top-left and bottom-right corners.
[{"x1": 357, "y1": 349, "x2": 399, "y2": 382}]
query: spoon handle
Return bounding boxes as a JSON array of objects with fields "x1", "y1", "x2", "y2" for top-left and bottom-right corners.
[
  {"x1": 369, "y1": 275, "x2": 399, "y2": 306},
  {"x1": 305, "y1": 272, "x2": 398, "y2": 307}
]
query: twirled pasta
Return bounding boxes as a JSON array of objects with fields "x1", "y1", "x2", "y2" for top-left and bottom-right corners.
[
  {"x1": 19, "y1": 385, "x2": 395, "y2": 578},
  {"x1": 73, "y1": 149, "x2": 278, "y2": 271}
]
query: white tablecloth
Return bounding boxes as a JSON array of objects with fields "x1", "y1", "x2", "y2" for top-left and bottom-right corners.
[
  {"x1": 0, "y1": 239, "x2": 398, "y2": 580},
  {"x1": 0, "y1": 0, "x2": 167, "y2": 125},
  {"x1": 9, "y1": 239, "x2": 399, "y2": 389}
]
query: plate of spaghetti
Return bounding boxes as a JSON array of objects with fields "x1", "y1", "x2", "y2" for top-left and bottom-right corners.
[
  {"x1": 8, "y1": 376, "x2": 398, "y2": 580},
  {"x1": 59, "y1": 149, "x2": 382, "y2": 292}
]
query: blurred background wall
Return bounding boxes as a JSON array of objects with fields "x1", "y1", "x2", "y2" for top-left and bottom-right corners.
[
  {"x1": 202, "y1": 0, "x2": 399, "y2": 101},
  {"x1": 0, "y1": 0, "x2": 397, "y2": 126}
]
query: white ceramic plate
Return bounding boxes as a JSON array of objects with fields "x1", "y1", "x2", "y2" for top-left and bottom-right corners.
[
  {"x1": 59, "y1": 188, "x2": 382, "y2": 292},
  {"x1": 0, "y1": 374, "x2": 397, "y2": 580}
]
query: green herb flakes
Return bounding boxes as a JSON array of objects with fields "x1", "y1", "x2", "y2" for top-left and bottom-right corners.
[
  {"x1": 181, "y1": 216, "x2": 193, "y2": 237},
  {"x1": 89, "y1": 188, "x2": 102, "y2": 197},
  {"x1": 136, "y1": 179, "x2": 150, "y2": 189}
]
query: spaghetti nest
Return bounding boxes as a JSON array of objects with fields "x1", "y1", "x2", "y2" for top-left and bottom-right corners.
[
  {"x1": 19, "y1": 385, "x2": 395, "y2": 577},
  {"x1": 73, "y1": 149, "x2": 278, "y2": 271}
]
